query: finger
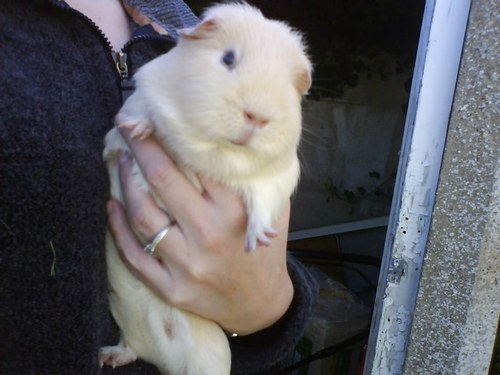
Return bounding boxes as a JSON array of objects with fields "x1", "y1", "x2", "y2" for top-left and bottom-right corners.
[
  {"x1": 197, "y1": 175, "x2": 248, "y2": 232},
  {"x1": 275, "y1": 200, "x2": 291, "y2": 232},
  {"x1": 116, "y1": 153, "x2": 204, "y2": 281},
  {"x1": 119, "y1": 128, "x2": 209, "y2": 227},
  {"x1": 198, "y1": 175, "x2": 244, "y2": 211},
  {"x1": 114, "y1": 158, "x2": 194, "y2": 279},
  {"x1": 118, "y1": 152, "x2": 171, "y2": 240},
  {"x1": 107, "y1": 199, "x2": 176, "y2": 302}
]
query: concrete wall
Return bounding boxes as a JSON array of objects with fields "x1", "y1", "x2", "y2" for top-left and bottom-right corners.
[
  {"x1": 404, "y1": 0, "x2": 500, "y2": 373},
  {"x1": 291, "y1": 72, "x2": 409, "y2": 231}
]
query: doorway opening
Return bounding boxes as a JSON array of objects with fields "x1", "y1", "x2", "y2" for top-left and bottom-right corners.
[{"x1": 249, "y1": 2, "x2": 424, "y2": 373}]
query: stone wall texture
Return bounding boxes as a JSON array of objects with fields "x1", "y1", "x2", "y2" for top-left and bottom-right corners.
[{"x1": 404, "y1": 0, "x2": 500, "y2": 374}]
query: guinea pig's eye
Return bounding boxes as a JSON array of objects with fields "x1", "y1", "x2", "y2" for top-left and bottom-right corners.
[{"x1": 221, "y1": 50, "x2": 236, "y2": 69}]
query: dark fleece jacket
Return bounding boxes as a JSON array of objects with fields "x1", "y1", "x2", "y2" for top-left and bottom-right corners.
[{"x1": 0, "y1": 1, "x2": 316, "y2": 374}]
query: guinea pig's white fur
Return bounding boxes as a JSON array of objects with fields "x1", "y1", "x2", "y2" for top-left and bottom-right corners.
[{"x1": 99, "y1": 3, "x2": 311, "y2": 374}]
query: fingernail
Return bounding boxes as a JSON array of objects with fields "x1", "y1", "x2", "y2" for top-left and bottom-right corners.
[{"x1": 119, "y1": 152, "x2": 131, "y2": 165}]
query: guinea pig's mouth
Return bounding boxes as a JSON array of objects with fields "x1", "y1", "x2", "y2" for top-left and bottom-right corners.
[{"x1": 230, "y1": 129, "x2": 255, "y2": 146}]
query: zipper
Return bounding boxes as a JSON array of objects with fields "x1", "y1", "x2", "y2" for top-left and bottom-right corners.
[
  {"x1": 49, "y1": 1, "x2": 117, "y2": 67},
  {"x1": 114, "y1": 34, "x2": 171, "y2": 102},
  {"x1": 48, "y1": 0, "x2": 170, "y2": 103},
  {"x1": 114, "y1": 51, "x2": 129, "y2": 80},
  {"x1": 113, "y1": 51, "x2": 134, "y2": 102},
  {"x1": 49, "y1": 0, "x2": 125, "y2": 102}
]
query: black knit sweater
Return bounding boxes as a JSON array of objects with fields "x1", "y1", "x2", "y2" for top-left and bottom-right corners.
[{"x1": 0, "y1": 1, "x2": 316, "y2": 374}]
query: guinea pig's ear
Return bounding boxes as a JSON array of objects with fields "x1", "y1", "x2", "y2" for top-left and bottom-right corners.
[
  {"x1": 179, "y1": 18, "x2": 218, "y2": 40},
  {"x1": 296, "y1": 66, "x2": 312, "y2": 95}
]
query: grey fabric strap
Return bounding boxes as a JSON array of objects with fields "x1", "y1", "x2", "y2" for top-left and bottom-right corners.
[{"x1": 124, "y1": 0, "x2": 199, "y2": 38}]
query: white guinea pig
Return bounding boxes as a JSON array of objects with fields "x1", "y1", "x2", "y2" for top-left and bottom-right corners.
[{"x1": 99, "y1": 3, "x2": 312, "y2": 375}]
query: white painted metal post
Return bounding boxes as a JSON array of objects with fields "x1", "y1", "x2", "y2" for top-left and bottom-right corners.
[{"x1": 363, "y1": 0, "x2": 472, "y2": 374}]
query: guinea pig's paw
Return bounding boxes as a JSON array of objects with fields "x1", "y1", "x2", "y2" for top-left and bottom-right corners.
[
  {"x1": 117, "y1": 118, "x2": 155, "y2": 140},
  {"x1": 98, "y1": 344, "x2": 137, "y2": 369},
  {"x1": 103, "y1": 128, "x2": 130, "y2": 161},
  {"x1": 245, "y1": 219, "x2": 277, "y2": 251}
]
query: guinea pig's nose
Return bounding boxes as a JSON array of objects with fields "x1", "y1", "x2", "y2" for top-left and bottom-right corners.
[{"x1": 244, "y1": 111, "x2": 269, "y2": 128}]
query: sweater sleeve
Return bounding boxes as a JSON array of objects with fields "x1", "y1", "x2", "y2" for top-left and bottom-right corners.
[{"x1": 229, "y1": 255, "x2": 318, "y2": 375}]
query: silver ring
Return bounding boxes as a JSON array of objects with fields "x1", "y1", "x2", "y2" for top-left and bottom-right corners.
[{"x1": 144, "y1": 224, "x2": 172, "y2": 256}]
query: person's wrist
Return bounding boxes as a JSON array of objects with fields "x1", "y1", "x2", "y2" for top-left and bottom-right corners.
[
  {"x1": 222, "y1": 273, "x2": 294, "y2": 336},
  {"x1": 225, "y1": 255, "x2": 318, "y2": 375}
]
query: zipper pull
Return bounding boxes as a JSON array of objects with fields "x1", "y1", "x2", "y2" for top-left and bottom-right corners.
[
  {"x1": 115, "y1": 52, "x2": 128, "y2": 79},
  {"x1": 113, "y1": 51, "x2": 134, "y2": 103}
]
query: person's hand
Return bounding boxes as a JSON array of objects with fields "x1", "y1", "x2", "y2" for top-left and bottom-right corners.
[{"x1": 106, "y1": 130, "x2": 293, "y2": 335}]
